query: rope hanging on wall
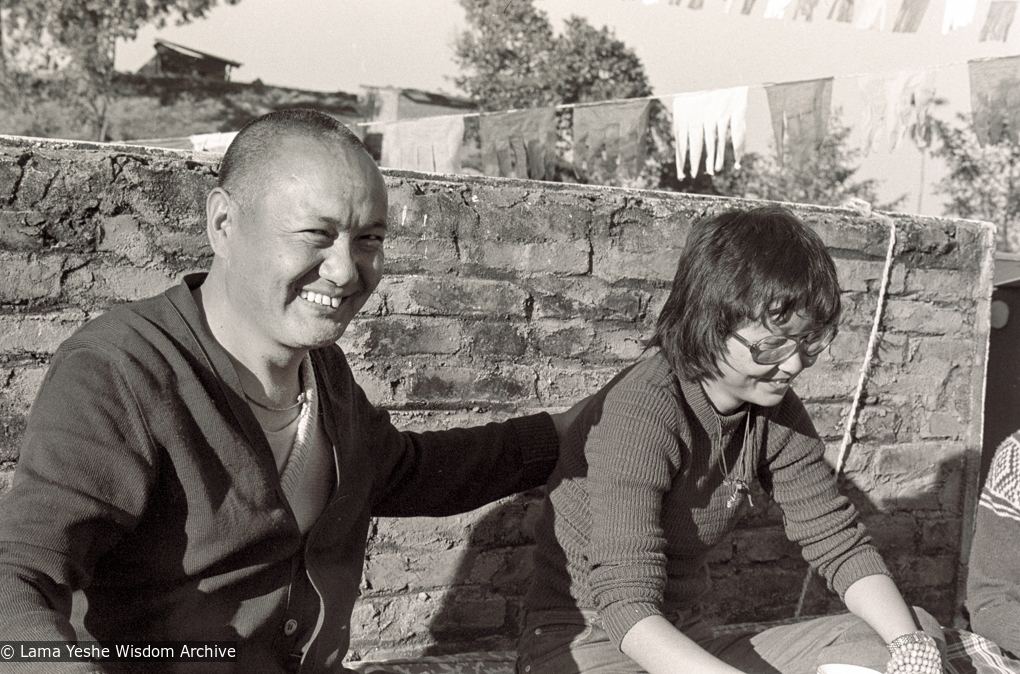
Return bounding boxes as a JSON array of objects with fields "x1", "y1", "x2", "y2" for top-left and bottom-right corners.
[{"x1": 793, "y1": 219, "x2": 898, "y2": 618}]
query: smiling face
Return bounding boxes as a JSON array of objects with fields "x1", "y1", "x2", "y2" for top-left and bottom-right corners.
[
  {"x1": 213, "y1": 134, "x2": 388, "y2": 359},
  {"x1": 701, "y1": 312, "x2": 821, "y2": 415}
]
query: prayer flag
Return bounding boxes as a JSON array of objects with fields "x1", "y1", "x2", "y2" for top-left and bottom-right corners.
[
  {"x1": 672, "y1": 87, "x2": 748, "y2": 178},
  {"x1": 793, "y1": 0, "x2": 823, "y2": 21},
  {"x1": 858, "y1": 70, "x2": 935, "y2": 155},
  {"x1": 980, "y1": 0, "x2": 1017, "y2": 40},
  {"x1": 765, "y1": 78, "x2": 833, "y2": 165},
  {"x1": 969, "y1": 56, "x2": 1020, "y2": 146},
  {"x1": 828, "y1": 0, "x2": 855, "y2": 22},
  {"x1": 764, "y1": 0, "x2": 796, "y2": 18},
  {"x1": 741, "y1": 0, "x2": 758, "y2": 15},
  {"x1": 478, "y1": 108, "x2": 558, "y2": 180},
  {"x1": 572, "y1": 99, "x2": 652, "y2": 182},
  {"x1": 943, "y1": 0, "x2": 978, "y2": 32},
  {"x1": 853, "y1": 0, "x2": 887, "y2": 29},
  {"x1": 892, "y1": 0, "x2": 929, "y2": 31},
  {"x1": 380, "y1": 115, "x2": 466, "y2": 174}
]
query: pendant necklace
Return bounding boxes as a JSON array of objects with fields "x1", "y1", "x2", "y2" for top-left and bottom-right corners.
[{"x1": 721, "y1": 408, "x2": 754, "y2": 509}]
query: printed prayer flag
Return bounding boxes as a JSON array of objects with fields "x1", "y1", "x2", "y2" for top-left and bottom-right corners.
[
  {"x1": 572, "y1": 99, "x2": 652, "y2": 182},
  {"x1": 478, "y1": 108, "x2": 558, "y2": 180},
  {"x1": 380, "y1": 115, "x2": 465, "y2": 174},
  {"x1": 741, "y1": 0, "x2": 758, "y2": 15},
  {"x1": 969, "y1": 56, "x2": 1020, "y2": 146},
  {"x1": 892, "y1": 0, "x2": 930, "y2": 31},
  {"x1": 980, "y1": 0, "x2": 1018, "y2": 40},
  {"x1": 765, "y1": 78, "x2": 833, "y2": 165},
  {"x1": 857, "y1": 70, "x2": 935, "y2": 155}
]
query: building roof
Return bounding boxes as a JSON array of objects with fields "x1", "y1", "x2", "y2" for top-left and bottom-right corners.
[{"x1": 153, "y1": 39, "x2": 242, "y2": 68}]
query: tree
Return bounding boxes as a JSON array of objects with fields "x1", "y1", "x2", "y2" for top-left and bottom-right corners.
[
  {"x1": 715, "y1": 110, "x2": 904, "y2": 210},
  {"x1": 0, "y1": 0, "x2": 240, "y2": 140},
  {"x1": 930, "y1": 114, "x2": 1020, "y2": 252},
  {"x1": 452, "y1": 0, "x2": 651, "y2": 111}
]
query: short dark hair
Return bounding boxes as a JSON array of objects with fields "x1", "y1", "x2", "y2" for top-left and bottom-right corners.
[
  {"x1": 649, "y1": 205, "x2": 841, "y2": 382},
  {"x1": 218, "y1": 108, "x2": 366, "y2": 207}
]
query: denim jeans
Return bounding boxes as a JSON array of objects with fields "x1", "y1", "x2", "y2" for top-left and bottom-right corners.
[{"x1": 515, "y1": 608, "x2": 945, "y2": 674}]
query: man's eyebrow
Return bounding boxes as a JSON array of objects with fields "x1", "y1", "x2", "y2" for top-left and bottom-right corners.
[{"x1": 319, "y1": 216, "x2": 387, "y2": 230}]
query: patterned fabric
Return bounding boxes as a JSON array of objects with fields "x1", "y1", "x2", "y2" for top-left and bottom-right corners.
[
  {"x1": 944, "y1": 628, "x2": 1020, "y2": 674},
  {"x1": 348, "y1": 628, "x2": 1020, "y2": 674},
  {"x1": 980, "y1": 435, "x2": 1020, "y2": 523}
]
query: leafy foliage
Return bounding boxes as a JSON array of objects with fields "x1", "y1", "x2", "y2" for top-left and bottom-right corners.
[
  {"x1": 930, "y1": 114, "x2": 1020, "y2": 252},
  {"x1": 0, "y1": 0, "x2": 240, "y2": 140},
  {"x1": 453, "y1": 0, "x2": 651, "y2": 111},
  {"x1": 716, "y1": 110, "x2": 903, "y2": 210}
]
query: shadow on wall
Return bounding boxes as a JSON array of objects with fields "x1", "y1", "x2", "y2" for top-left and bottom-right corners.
[{"x1": 417, "y1": 446, "x2": 965, "y2": 655}]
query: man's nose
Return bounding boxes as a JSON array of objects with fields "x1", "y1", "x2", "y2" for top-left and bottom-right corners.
[
  {"x1": 320, "y1": 239, "x2": 360, "y2": 288},
  {"x1": 779, "y1": 348, "x2": 813, "y2": 375}
]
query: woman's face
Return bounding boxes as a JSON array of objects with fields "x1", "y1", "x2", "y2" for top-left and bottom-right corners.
[{"x1": 701, "y1": 312, "x2": 820, "y2": 415}]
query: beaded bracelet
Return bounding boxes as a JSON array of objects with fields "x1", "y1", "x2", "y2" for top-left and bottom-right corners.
[{"x1": 887, "y1": 631, "x2": 942, "y2": 674}]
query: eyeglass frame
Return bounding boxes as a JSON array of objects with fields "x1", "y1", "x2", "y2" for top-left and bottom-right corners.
[{"x1": 729, "y1": 326, "x2": 838, "y2": 365}]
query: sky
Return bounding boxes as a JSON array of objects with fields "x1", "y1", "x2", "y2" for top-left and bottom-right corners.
[{"x1": 113, "y1": 0, "x2": 1020, "y2": 214}]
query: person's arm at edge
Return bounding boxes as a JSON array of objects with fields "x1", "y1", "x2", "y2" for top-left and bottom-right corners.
[{"x1": 843, "y1": 573, "x2": 924, "y2": 642}]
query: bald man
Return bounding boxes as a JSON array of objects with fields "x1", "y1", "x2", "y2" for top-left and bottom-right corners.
[{"x1": 0, "y1": 109, "x2": 577, "y2": 673}]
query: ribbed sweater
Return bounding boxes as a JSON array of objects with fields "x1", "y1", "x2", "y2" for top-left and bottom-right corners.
[
  {"x1": 525, "y1": 352, "x2": 889, "y2": 647},
  {"x1": 967, "y1": 433, "x2": 1020, "y2": 656}
]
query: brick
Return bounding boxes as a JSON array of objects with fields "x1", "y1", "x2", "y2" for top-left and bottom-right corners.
[
  {"x1": 835, "y1": 258, "x2": 906, "y2": 294},
  {"x1": 535, "y1": 321, "x2": 595, "y2": 359},
  {"x1": 89, "y1": 265, "x2": 175, "y2": 302},
  {"x1": 0, "y1": 312, "x2": 87, "y2": 355},
  {"x1": 595, "y1": 325, "x2": 651, "y2": 362},
  {"x1": 382, "y1": 276, "x2": 530, "y2": 319},
  {"x1": 467, "y1": 322, "x2": 528, "y2": 358},
  {"x1": 382, "y1": 237, "x2": 458, "y2": 274},
  {"x1": 734, "y1": 527, "x2": 799, "y2": 562},
  {"x1": 466, "y1": 184, "x2": 592, "y2": 241},
  {"x1": 97, "y1": 214, "x2": 155, "y2": 266},
  {"x1": 0, "y1": 211, "x2": 46, "y2": 251},
  {"x1": 827, "y1": 328, "x2": 907, "y2": 365},
  {"x1": 529, "y1": 275, "x2": 647, "y2": 322},
  {"x1": 885, "y1": 300, "x2": 970, "y2": 336},
  {"x1": 860, "y1": 513, "x2": 918, "y2": 556},
  {"x1": 921, "y1": 518, "x2": 962, "y2": 555},
  {"x1": 461, "y1": 240, "x2": 590, "y2": 275},
  {"x1": 386, "y1": 183, "x2": 473, "y2": 240},
  {"x1": 868, "y1": 443, "x2": 968, "y2": 512},
  {"x1": 592, "y1": 244, "x2": 682, "y2": 283},
  {"x1": 342, "y1": 317, "x2": 463, "y2": 357},
  {"x1": 904, "y1": 268, "x2": 979, "y2": 302},
  {"x1": 0, "y1": 253, "x2": 63, "y2": 303},
  {"x1": 895, "y1": 555, "x2": 957, "y2": 588},
  {"x1": 404, "y1": 365, "x2": 535, "y2": 402}
]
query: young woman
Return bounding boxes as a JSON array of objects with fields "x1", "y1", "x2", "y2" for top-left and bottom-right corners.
[{"x1": 517, "y1": 206, "x2": 944, "y2": 674}]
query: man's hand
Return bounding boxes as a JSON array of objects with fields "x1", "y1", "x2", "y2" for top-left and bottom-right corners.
[{"x1": 549, "y1": 395, "x2": 592, "y2": 440}]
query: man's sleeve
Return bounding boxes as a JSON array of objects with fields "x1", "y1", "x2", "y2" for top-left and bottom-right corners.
[
  {"x1": 0, "y1": 345, "x2": 155, "y2": 658},
  {"x1": 967, "y1": 435, "x2": 1020, "y2": 656},
  {"x1": 350, "y1": 382, "x2": 559, "y2": 517}
]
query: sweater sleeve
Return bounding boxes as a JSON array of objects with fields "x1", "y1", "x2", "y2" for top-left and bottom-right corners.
[
  {"x1": 760, "y1": 392, "x2": 889, "y2": 598},
  {"x1": 583, "y1": 376, "x2": 682, "y2": 646},
  {"x1": 330, "y1": 353, "x2": 559, "y2": 517},
  {"x1": 0, "y1": 344, "x2": 156, "y2": 672},
  {"x1": 966, "y1": 435, "x2": 1020, "y2": 656}
]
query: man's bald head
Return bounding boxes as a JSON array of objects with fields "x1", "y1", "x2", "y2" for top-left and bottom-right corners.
[{"x1": 218, "y1": 109, "x2": 370, "y2": 212}]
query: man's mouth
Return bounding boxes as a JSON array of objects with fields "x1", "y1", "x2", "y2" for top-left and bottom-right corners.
[{"x1": 300, "y1": 289, "x2": 345, "y2": 309}]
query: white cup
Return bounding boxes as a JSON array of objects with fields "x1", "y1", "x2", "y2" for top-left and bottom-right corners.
[{"x1": 817, "y1": 665, "x2": 883, "y2": 674}]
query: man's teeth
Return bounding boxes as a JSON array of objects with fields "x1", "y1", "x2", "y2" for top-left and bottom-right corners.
[{"x1": 300, "y1": 290, "x2": 342, "y2": 308}]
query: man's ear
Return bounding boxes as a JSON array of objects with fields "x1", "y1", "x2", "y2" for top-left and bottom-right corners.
[{"x1": 206, "y1": 187, "x2": 234, "y2": 258}]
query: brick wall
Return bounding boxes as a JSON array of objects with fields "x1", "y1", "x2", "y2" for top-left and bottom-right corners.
[{"x1": 0, "y1": 135, "x2": 995, "y2": 663}]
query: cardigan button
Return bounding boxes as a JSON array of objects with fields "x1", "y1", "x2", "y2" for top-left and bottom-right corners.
[{"x1": 284, "y1": 619, "x2": 299, "y2": 636}]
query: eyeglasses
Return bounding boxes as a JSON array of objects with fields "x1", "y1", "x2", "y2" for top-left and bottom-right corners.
[{"x1": 730, "y1": 327, "x2": 837, "y2": 365}]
